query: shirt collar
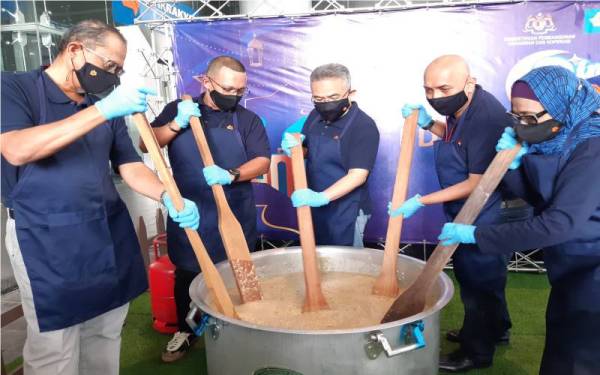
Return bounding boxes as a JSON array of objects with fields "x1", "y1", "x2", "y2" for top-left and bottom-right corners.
[
  {"x1": 448, "y1": 85, "x2": 481, "y2": 122},
  {"x1": 319, "y1": 101, "x2": 358, "y2": 129},
  {"x1": 41, "y1": 69, "x2": 93, "y2": 106}
]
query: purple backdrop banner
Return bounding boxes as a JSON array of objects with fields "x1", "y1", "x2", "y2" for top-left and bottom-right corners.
[{"x1": 171, "y1": 1, "x2": 600, "y2": 243}]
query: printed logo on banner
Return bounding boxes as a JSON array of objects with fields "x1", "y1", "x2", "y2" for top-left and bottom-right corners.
[
  {"x1": 504, "y1": 12, "x2": 575, "y2": 46},
  {"x1": 523, "y1": 13, "x2": 557, "y2": 35},
  {"x1": 504, "y1": 50, "x2": 600, "y2": 99},
  {"x1": 584, "y1": 9, "x2": 600, "y2": 34}
]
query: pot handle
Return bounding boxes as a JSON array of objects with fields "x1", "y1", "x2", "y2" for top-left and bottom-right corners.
[{"x1": 365, "y1": 321, "x2": 426, "y2": 359}]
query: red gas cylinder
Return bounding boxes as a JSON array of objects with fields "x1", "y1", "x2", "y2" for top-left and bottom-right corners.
[{"x1": 148, "y1": 234, "x2": 178, "y2": 334}]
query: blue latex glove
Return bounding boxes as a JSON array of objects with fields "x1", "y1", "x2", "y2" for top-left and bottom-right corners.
[
  {"x1": 281, "y1": 132, "x2": 305, "y2": 157},
  {"x1": 174, "y1": 100, "x2": 201, "y2": 129},
  {"x1": 291, "y1": 188, "x2": 330, "y2": 208},
  {"x1": 95, "y1": 85, "x2": 157, "y2": 120},
  {"x1": 387, "y1": 194, "x2": 425, "y2": 219},
  {"x1": 401, "y1": 104, "x2": 433, "y2": 129},
  {"x1": 437, "y1": 223, "x2": 476, "y2": 246},
  {"x1": 286, "y1": 115, "x2": 308, "y2": 134},
  {"x1": 495, "y1": 127, "x2": 529, "y2": 170},
  {"x1": 203, "y1": 165, "x2": 233, "y2": 186},
  {"x1": 162, "y1": 195, "x2": 200, "y2": 230}
]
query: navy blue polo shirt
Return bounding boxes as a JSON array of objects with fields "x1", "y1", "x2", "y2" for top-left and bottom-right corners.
[
  {"x1": 150, "y1": 96, "x2": 271, "y2": 160},
  {"x1": 0, "y1": 70, "x2": 141, "y2": 207},
  {"x1": 446, "y1": 85, "x2": 510, "y2": 175},
  {"x1": 302, "y1": 102, "x2": 380, "y2": 171}
]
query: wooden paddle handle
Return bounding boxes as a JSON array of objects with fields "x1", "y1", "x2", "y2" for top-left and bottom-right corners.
[
  {"x1": 182, "y1": 95, "x2": 261, "y2": 303},
  {"x1": 290, "y1": 133, "x2": 329, "y2": 312},
  {"x1": 373, "y1": 111, "x2": 419, "y2": 296},
  {"x1": 181, "y1": 95, "x2": 215, "y2": 166},
  {"x1": 131, "y1": 113, "x2": 237, "y2": 318},
  {"x1": 381, "y1": 145, "x2": 522, "y2": 322}
]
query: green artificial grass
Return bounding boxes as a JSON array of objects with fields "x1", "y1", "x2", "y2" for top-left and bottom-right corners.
[
  {"x1": 4, "y1": 357, "x2": 23, "y2": 374},
  {"x1": 120, "y1": 271, "x2": 550, "y2": 375}
]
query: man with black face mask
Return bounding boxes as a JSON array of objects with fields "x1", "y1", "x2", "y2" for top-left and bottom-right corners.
[
  {"x1": 389, "y1": 55, "x2": 512, "y2": 372},
  {"x1": 0, "y1": 20, "x2": 200, "y2": 375},
  {"x1": 142, "y1": 55, "x2": 271, "y2": 362},
  {"x1": 280, "y1": 63, "x2": 380, "y2": 247}
]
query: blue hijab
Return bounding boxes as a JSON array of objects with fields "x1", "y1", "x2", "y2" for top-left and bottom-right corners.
[{"x1": 518, "y1": 66, "x2": 600, "y2": 156}]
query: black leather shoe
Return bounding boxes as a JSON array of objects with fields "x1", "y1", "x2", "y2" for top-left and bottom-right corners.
[
  {"x1": 497, "y1": 330, "x2": 510, "y2": 345},
  {"x1": 445, "y1": 329, "x2": 510, "y2": 345},
  {"x1": 439, "y1": 350, "x2": 492, "y2": 373}
]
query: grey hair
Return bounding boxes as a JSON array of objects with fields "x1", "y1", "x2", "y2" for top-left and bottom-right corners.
[
  {"x1": 310, "y1": 63, "x2": 351, "y2": 89},
  {"x1": 58, "y1": 19, "x2": 126, "y2": 53}
]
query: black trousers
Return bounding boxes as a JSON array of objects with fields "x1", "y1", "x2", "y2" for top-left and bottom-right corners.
[
  {"x1": 453, "y1": 244, "x2": 512, "y2": 364},
  {"x1": 174, "y1": 267, "x2": 200, "y2": 334}
]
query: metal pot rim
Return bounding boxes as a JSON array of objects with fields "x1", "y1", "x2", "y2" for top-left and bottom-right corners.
[{"x1": 190, "y1": 246, "x2": 454, "y2": 335}]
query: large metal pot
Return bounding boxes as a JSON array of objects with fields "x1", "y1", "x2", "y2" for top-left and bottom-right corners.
[{"x1": 188, "y1": 246, "x2": 454, "y2": 375}]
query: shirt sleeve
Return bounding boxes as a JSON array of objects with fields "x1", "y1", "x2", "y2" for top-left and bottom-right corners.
[
  {"x1": 110, "y1": 118, "x2": 142, "y2": 168},
  {"x1": 465, "y1": 111, "x2": 509, "y2": 174},
  {"x1": 1, "y1": 73, "x2": 35, "y2": 133},
  {"x1": 344, "y1": 119, "x2": 380, "y2": 171},
  {"x1": 476, "y1": 139, "x2": 600, "y2": 254},
  {"x1": 243, "y1": 115, "x2": 271, "y2": 160},
  {"x1": 150, "y1": 99, "x2": 180, "y2": 128}
]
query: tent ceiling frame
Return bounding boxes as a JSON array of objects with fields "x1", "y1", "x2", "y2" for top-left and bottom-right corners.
[{"x1": 134, "y1": 0, "x2": 522, "y2": 25}]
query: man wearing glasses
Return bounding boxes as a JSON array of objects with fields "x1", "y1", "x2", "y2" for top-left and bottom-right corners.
[
  {"x1": 281, "y1": 63, "x2": 380, "y2": 248},
  {"x1": 390, "y1": 55, "x2": 512, "y2": 372},
  {"x1": 143, "y1": 55, "x2": 271, "y2": 362},
  {"x1": 0, "y1": 20, "x2": 200, "y2": 375}
]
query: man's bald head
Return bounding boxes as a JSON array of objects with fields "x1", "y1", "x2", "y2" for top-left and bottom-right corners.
[{"x1": 423, "y1": 54, "x2": 476, "y2": 101}]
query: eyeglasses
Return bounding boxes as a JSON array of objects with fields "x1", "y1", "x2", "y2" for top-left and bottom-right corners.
[
  {"x1": 311, "y1": 89, "x2": 351, "y2": 103},
  {"x1": 208, "y1": 76, "x2": 246, "y2": 96},
  {"x1": 507, "y1": 110, "x2": 548, "y2": 125},
  {"x1": 84, "y1": 46, "x2": 125, "y2": 77}
]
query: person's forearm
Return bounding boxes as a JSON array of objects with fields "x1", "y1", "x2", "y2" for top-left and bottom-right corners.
[
  {"x1": 419, "y1": 174, "x2": 482, "y2": 205},
  {"x1": 323, "y1": 169, "x2": 369, "y2": 201},
  {"x1": 237, "y1": 156, "x2": 270, "y2": 182},
  {"x1": 119, "y1": 162, "x2": 165, "y2": 201},
  {"x1": 139, "y1": 122, "x2": 179, "y2": 152},
  {"x1": 428, "y1": 120, "x2": 446, "y2": 139},
  {"x1": 1, "y1": 105, "x2": 107, "y2": 166}
]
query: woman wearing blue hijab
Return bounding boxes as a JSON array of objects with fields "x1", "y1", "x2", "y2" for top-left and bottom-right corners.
[{"x1": 438, "y1": 65, "x2": 600, "y2": 375}]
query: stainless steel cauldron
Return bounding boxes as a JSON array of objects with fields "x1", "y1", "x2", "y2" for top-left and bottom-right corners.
[{"x1": 188, "y1": 246, "x2": 454, "y2": 375}]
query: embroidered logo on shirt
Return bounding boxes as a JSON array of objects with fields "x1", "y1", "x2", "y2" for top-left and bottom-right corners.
[
  {"x1": 226, "y1": 124, "x2": 234, "y2": 130},
  {"x1": 90, "y1": 70, "x2": 97, "y2": 77}
]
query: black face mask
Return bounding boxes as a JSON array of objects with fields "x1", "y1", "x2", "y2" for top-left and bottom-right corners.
[
  {"x1": 427, "y1": 90, "x2": 468, "y2": 116},
  {"x1": 314, "y1": 98, "x2": 350, "y2": 123},
  {"x1": 514, "y1": 119, "x2": 563, "y2": 144},
  {"x1": 75, "y1": 61, "x2": 120, "y2": 96},
  {"x1": 210, "y1": 90, "x2": 242, "y2": 112}
]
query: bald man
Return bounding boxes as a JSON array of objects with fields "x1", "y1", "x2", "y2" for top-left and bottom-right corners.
[
  {"x1": 389, "y1": 55, "x2": 512, "y2": 372},
  {"x1": 141, "y1": 55, "x2": 271, "y2": 362}
]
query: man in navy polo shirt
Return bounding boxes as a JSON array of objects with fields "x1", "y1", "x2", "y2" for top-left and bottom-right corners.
[
  {"x1": 141, "y1": 55, "x2": 271, "y2": 362},
  {"x1": 0, "y1": 20, "x2": 199, "y2": 375},
  {"x1": 281, "y1": 63, "x2": 380, "y2": 247},
  {"x1": 390, "y1": 55, "x2": 511, "y2": 372}
]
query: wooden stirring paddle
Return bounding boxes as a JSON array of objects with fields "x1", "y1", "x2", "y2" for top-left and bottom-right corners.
[
  {"x1": 381, "y1": 145, "x2": 522, "y2": 323},
  {"x1": 372, "y1": 110, "x2": 419, "y2": 297},
  {"x1": 132, "y1": 113, "x2": 238, "y2": 319},
  {"x1": 289, "y1": 134, "x2": 329, "y2": 312},
  {"x1": 183, "y1": 95, "x2": 262, "y2": 303}
]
